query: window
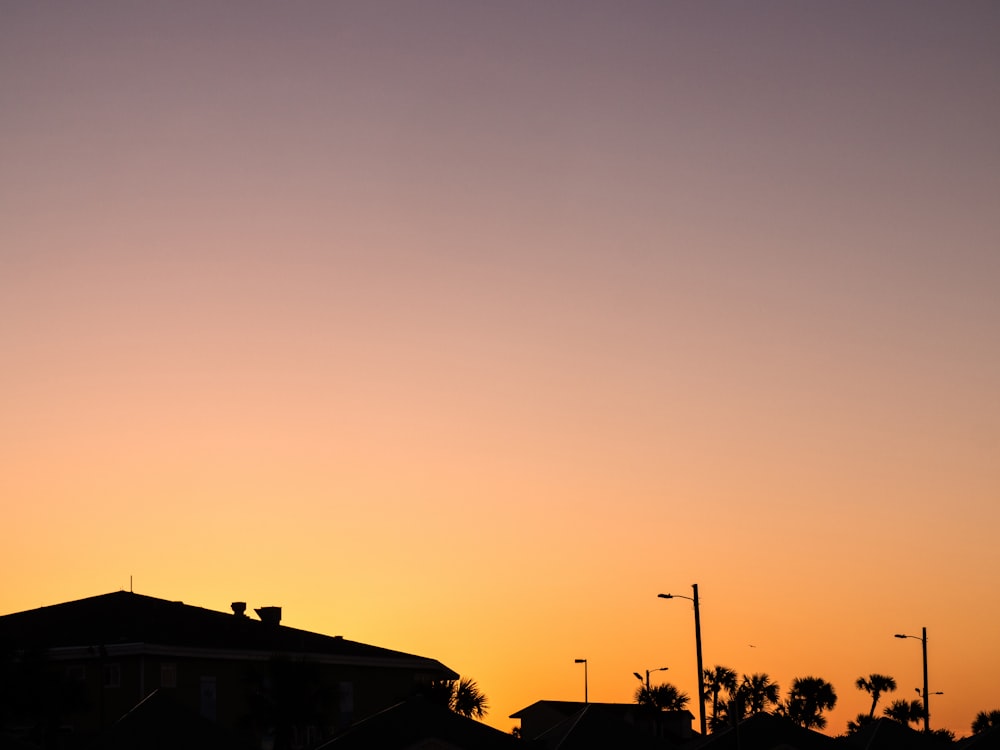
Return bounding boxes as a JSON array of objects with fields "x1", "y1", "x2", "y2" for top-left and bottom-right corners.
[
  {"x1": 66, "y1": 665, "x2": 86, "y2": 682},
  {"x1": 338, "y1": 681, "x2": 354, "y2": 713},
  {"x1": 103, "y1": 663, "x2": 120, "y2": 688},
  {"x1": 338, "y1": 681, "x2": 354, "y2": 727},
  {"x1": 200, "y1": 676, "x2": 217, "y2": 721},
  {"x1": 291, "y1": 724, "x2": 320, "y2": 750},
  {"x1": 160, "y1": 663, "x2": 177, "y2": 688},
  {"x1": 305, "y1": 725, "x2": 319, "y2": 746}
]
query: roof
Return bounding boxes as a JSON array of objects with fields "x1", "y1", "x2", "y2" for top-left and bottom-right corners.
[
  {"x1": 511, "y1": 700, "x2": 693, "y2": 722},
  {"x1": 533, "y1": 703, "x2": 681, "y2": 750},
  {"x1": 511, "y1": 701, "x2": 589, "y2": 720},
  {"x1": 690, "y1": 712, "x2": 838, "y2": 750},
  {"x1": 317, "y1": 695, "x2": 524, "y2": 750},
  {"x1": 958, "y1": 724, "x2": 1000, "y2": 750},
  {"x1": 840, "y1": 717, "x2": 953, "y2": 750},
  {"x1": 0, "y1": 591, "x2": 457, "y2": 676},
  {"x1": 512, "y1": 701, "x2": 695, "y2": 749}
]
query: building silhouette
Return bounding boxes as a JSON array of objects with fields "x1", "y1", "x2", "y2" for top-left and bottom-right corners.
[{"x1": 0, "y1": 590, "x2": 457, "y2": 748}]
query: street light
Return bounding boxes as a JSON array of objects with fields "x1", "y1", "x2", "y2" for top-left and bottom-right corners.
[
  {"x1": 574, "y1": 659, "x2": 588, "y2": 703},
  {"x1": 659, "y1": 585, "x2": 706, "y2": 735},
  {"x1": 632, "y1": 666, "x2": 669, "y2": 691},
  {"x1": 894, "y1": 628, "x2": 931, "y2": 732}
]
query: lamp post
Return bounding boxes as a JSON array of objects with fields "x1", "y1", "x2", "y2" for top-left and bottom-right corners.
[
  {"x1": 659, "y1": 585, "x2": 705, "y2": 735},
  {"x1": 894, "y1": 627, "x2": 930, "y2": 732},
  {"x1": 632, "y1": 666, "x2": 669, "y2": 692},
  {"x1": 575, "y1": 659, "x2": 588, "y2": 704}
]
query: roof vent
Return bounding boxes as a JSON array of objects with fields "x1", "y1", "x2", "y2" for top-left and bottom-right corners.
[
  {"x1": 231, "y1": 602, "x2": 247, "y2": 617},
  {"x1": 255, "y1": 606, "x2": 282, "y2": 626}
]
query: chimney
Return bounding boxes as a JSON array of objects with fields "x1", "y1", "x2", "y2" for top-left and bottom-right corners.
[
  {"x1": 231, "y1": 601, "x2": 247, "y2": 617},
  {"x1": 255, "y1": 606, "x2": 282, "y2": 626}
]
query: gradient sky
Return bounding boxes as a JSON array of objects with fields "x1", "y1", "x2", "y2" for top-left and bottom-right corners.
[{"x1": 2, "y1": 1, "x2": 999, "y2": 738}]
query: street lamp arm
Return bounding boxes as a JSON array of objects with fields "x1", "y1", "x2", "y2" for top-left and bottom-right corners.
[
  {"x1": 658, "y1": 593, "x2": 694, "y2": 602},
  {"x1": 635, "y1": 666, "x2": 669, "y2": 691}
]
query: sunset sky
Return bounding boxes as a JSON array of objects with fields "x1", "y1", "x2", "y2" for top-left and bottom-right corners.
[{"x1": 2, "y1": 1, "x2": 998, "y2": 737}]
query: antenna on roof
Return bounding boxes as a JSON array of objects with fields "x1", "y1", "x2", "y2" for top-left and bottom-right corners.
[{"x1": 130, "y1": 575, "x2": 133, "y2": 593}]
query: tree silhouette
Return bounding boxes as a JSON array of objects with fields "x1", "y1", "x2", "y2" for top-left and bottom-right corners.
[
  {"x1": 855, "y1": 673, "x2": 897, "y2": 718},
  {"x1": 712, "y1": 672, "x2": 780, "y2": 728},
  {"x1": 453, "y1": 677, "x2": 489, "y2": 719},
  {"x1": 972, "y1": 710, "x2": 1000, "y2": 734},
  {"x1": 702, "y1": 665, "x2": 737, "y2": 731},
  {"x1": 634, "y1": 682, "x2": 690, "y2": 711},
  {"x1": 883, "y1": 698, "x2": 924, "y2": 728},
  {"x1": 424, "y1": 676, "x2": 489, "y2": 720},
  {"x1": 738, "y1": 673, "x2": 781, "y2": 717},
  {"x1": 779, "y1": 676, "x2": 837, "y2": 730},
  {"x1": 845, "y1": 712, "x2": 874, "y2": 734}
]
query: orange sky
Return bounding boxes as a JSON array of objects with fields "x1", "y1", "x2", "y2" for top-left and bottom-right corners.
[{"x1": 2, "y1": 1, "x2": 999, "y2": 738}]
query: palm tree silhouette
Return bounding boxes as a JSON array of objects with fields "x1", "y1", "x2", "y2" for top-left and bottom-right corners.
[
  {"x1": 452, "y1": 677, "x2": 489, "y2": 719},
  {"x1": 883, "y1": 698, "x2": 924, "y2": 728},
  {"x1": 972, "y1": 710, "x2": 1000, "y2": 734},
  {"x1": 715, "y1": 672, "x2": 780, "y2": 728},
  {"x1": 634, "y1": 682, "x2": 690, "y2": 711},
  {"x1": 738, "y1": 673, "x2": 781, "y2": 717},
  {"x1": 424, "y1": 676, "x2": 489, "y2": 720},
  {"x1": 855, "y1": 673, "x2": 897, "y2": 718},
  {"x1": 846, "y1": 712, "x2": 874, "y2": 734},
  {"x1": 780, "y1": 676, "x2": 838, "y2": 730},
  {"x1": 702, "y1": 665, "x2": 737, "y2": 731}
]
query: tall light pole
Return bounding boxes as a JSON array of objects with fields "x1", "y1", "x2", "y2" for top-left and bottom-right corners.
[
  {"x1": 659, "y1": 584, "x2": 705, "y2": 735},
  {"x1": 632, "y1": 666, "x2": 669, "y2": 691},
  {"x1": 895, "y1": 627, "x2": 930, "y2": 732},
  {"x1": 575, "y1": 659, "x2": 588, "y2": 704}
]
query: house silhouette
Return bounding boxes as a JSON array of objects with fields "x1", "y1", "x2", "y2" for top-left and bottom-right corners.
[
  {"x1": 510, "y1": 700, "x2": 696, "y2": 748},
  {"x1": 316, "y1": 694, "x2": 523, "y2": 750},
  {"x1": 0, "y1": 591, "x2": 457, "y2": 748}
]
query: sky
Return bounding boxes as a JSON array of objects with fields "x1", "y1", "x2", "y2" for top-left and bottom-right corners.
[{"x1": 2, "y1": 0, "x2": 999, "y2": 738}]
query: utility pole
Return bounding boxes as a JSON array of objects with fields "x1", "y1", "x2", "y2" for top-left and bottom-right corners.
[
  {"x1": 692, "y1": 584, "x2": 705, "y2": 735},
  {"x1": 575, "y1": 659, "x2": 588, "y2": 703},
  {"x1": 921, "y1": 627, "x2": 929, "y2": 732},
  {"x1": 658, "y1": 585, "x2": 707, "y2": 735}
]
